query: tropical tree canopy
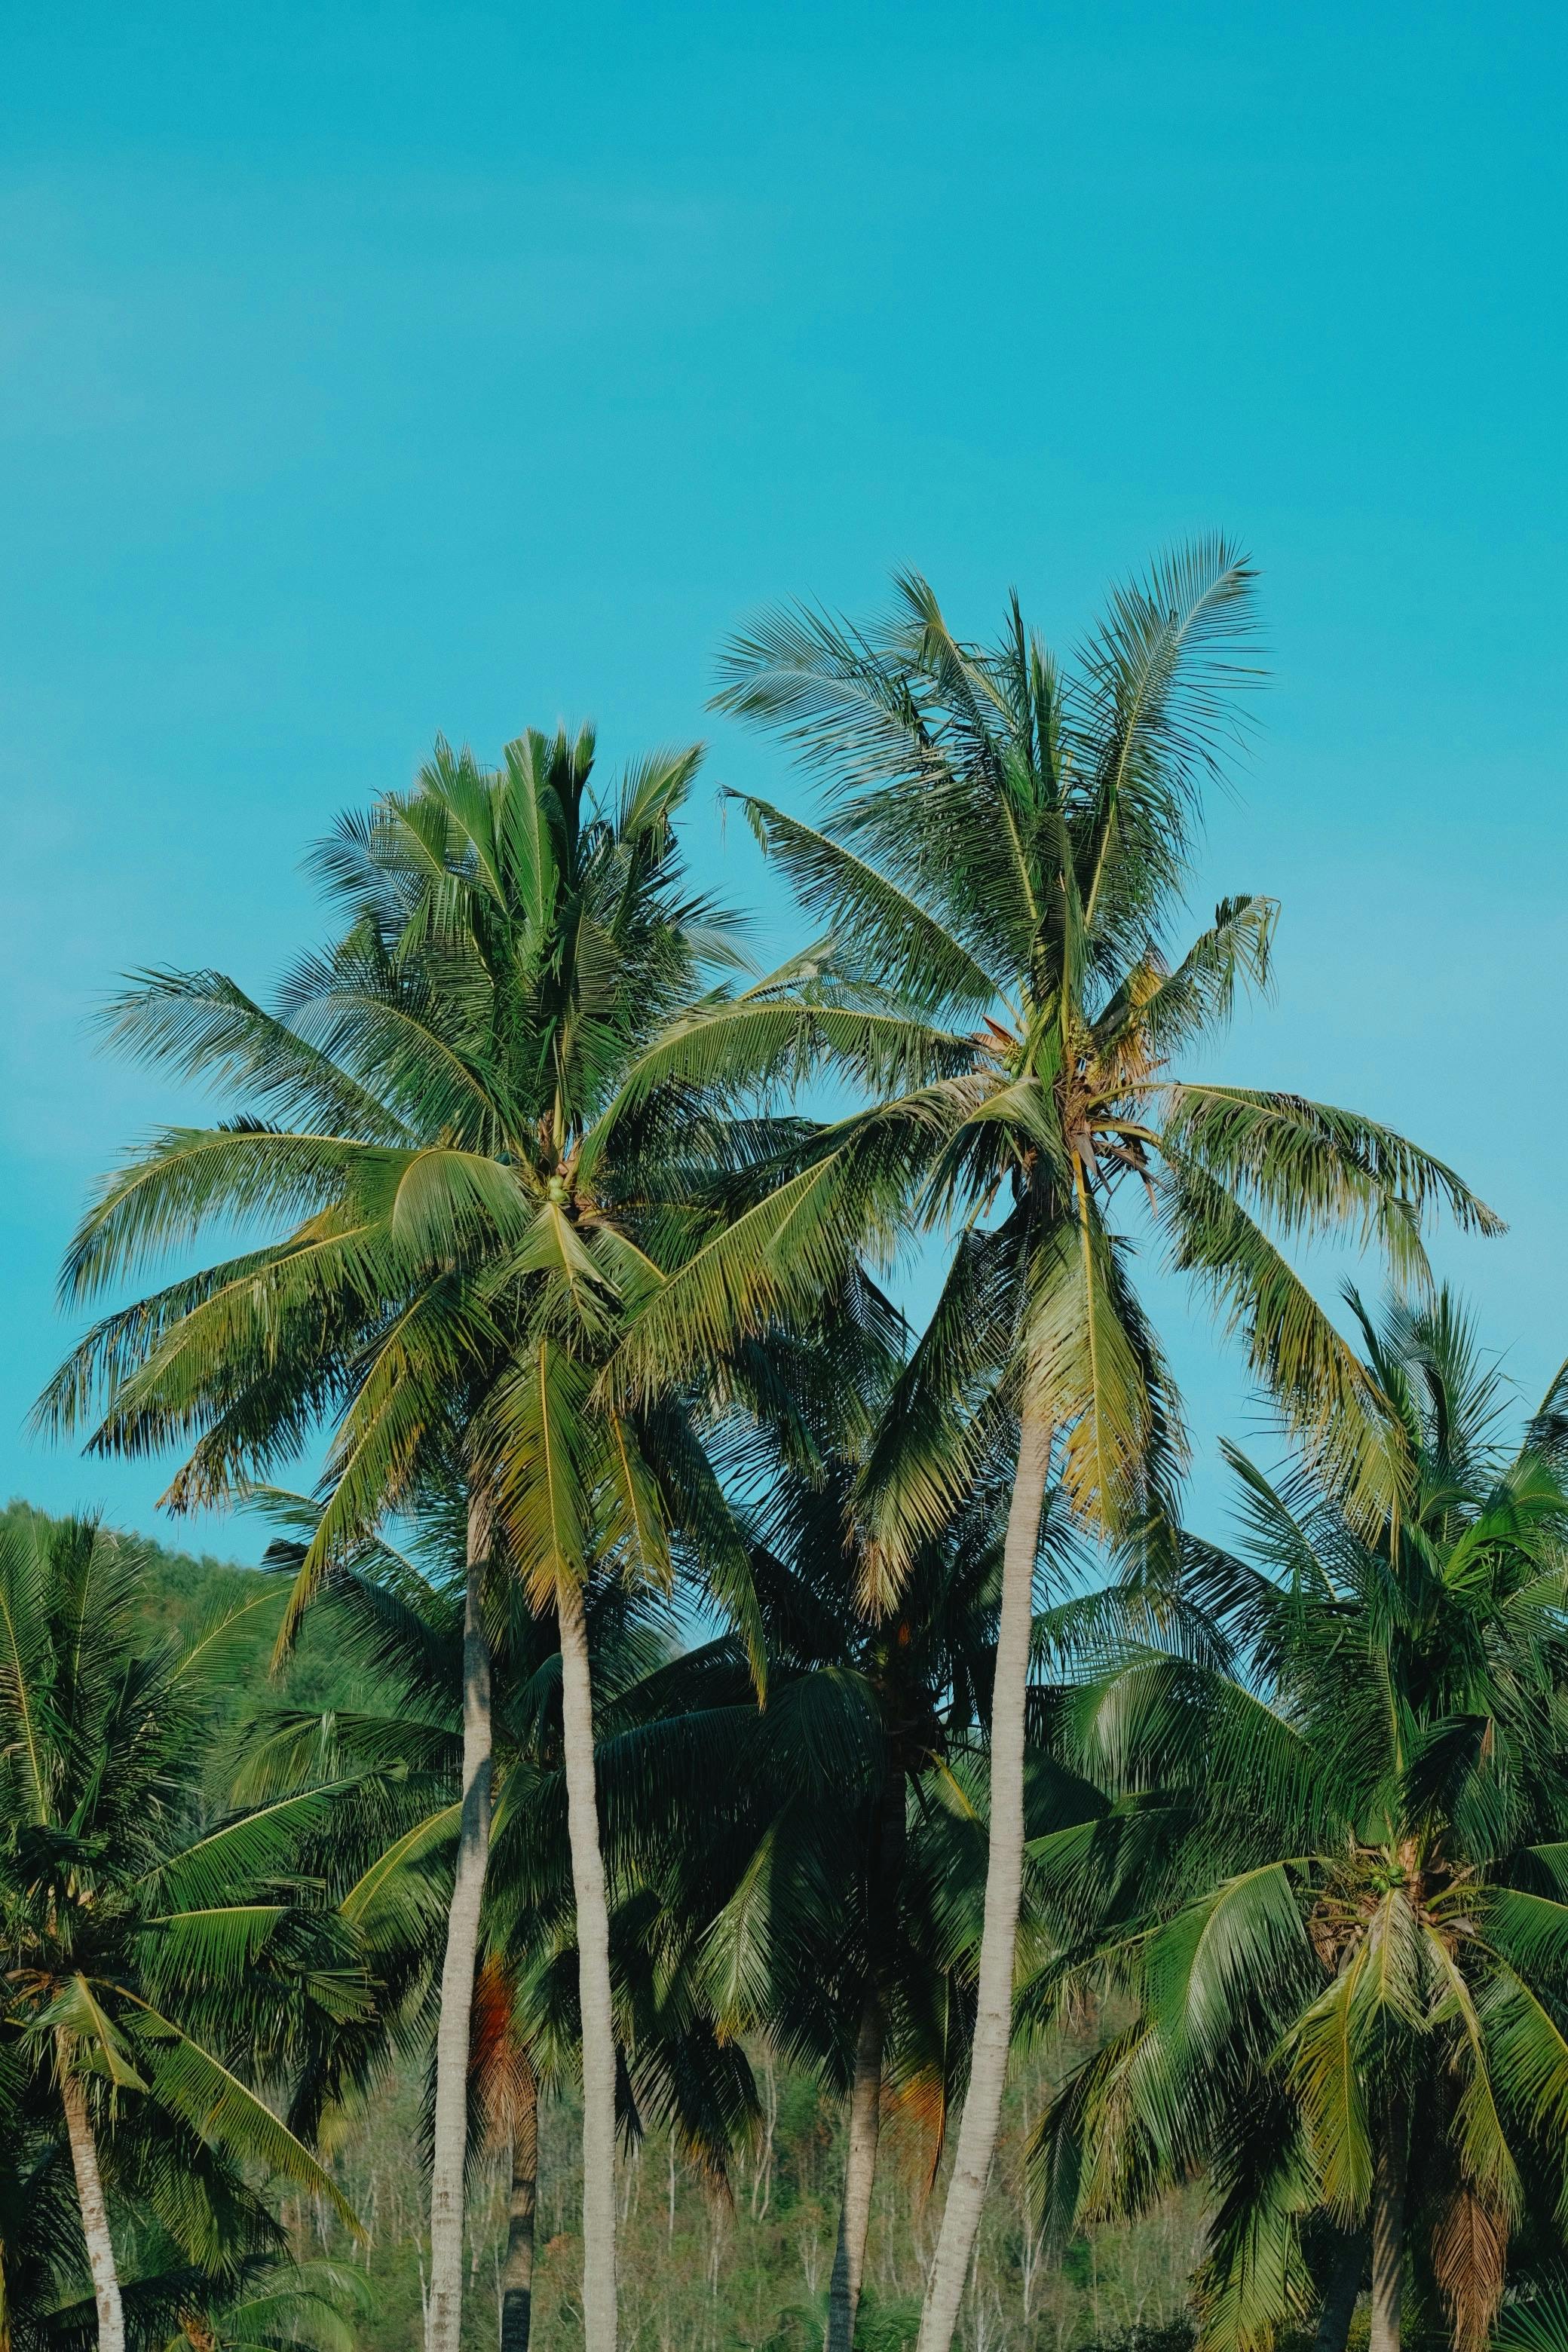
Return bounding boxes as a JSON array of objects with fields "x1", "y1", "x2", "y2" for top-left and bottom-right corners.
[
  {"x1": 614, "y1": 543, "x2": 1499, "y2": 1573},
  {"x1": 0, "y1": 1513, "x2": 363, "y2": 2343},
  {"x1": 20, "y1": 548, "x2": 1532, "y2": 2352},
  {"x1": 41, "y1": 727, "x2": 779, "y2": 1632},
  {"x1": 1032, "y1": 1292, "x2": 1568, "y2": 2352}
]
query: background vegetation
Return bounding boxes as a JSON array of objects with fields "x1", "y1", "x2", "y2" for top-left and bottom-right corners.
[{"x1": 0, "y1": 1502, "x2": 1197, "y2": 2352}]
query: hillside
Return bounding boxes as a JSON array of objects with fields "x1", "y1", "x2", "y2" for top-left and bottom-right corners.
[{"x1": 0, "y1": 1496, "x2": 384, "y2": 1722}]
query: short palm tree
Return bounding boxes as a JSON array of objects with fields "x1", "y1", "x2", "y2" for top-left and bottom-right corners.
[
  {"x1": 1031, "y1": 1293, "x2": 1568, "y2": 2352},
  {"x1": 167, "y1": 2256, "x2": 372, "y2": 2352},
  {"x1": 41, "y1": 728, "x2": 795, "y2": 2352},
  {"x1": 0, "y1": 1514, "x2": 359, "y2": 2352},
  {"x1": 0, "y1": 2026, "x2": 313, "y2": 2352},
  {"x1": 0, "y1": 2133, "x2": 366, "y2": 2352},
  {"x1": 605, "y1": 542, "x2": 1500, "y2": 2352}
]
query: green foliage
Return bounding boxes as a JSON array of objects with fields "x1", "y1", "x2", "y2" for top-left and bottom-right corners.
[
  {"x1": 1032, "y1": 1294, "x2": 1568, "y2": 2352},
  {"x1": 0, "y1": 1510, "x2": 384, "y2": 2338},
  {"x1": 1076, "y1": 2326, "x2": 1195, "y2": 2352},
  {"x1": 0, "y1": 1501, "x2": 378, "y2": 1732},
  {"x1": 286, "y1": 2041, "x2": 1202, "y2": 2352},
  {"x1": 16, "y1": 554, "x2": 1536, "y2": 2352},
  {"x1": 852, "y1": 2291, "x2": 924, "y2": 2352},
  {"x1": 626, "y1": 546, "x2": 1499, "y2": 1582},
  {"x1": 35, "y1": 726, "x2": 801, "y2": 1667}
]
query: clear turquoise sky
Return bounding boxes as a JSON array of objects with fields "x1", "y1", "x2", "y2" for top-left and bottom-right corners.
[{"x1": 4, "y1": 2, "x2": 1563, "y2": 1558}]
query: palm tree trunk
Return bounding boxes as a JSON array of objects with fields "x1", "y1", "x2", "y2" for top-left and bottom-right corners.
[
  {"x1": 915, "y1": 1400, "x2": 1052, "y2": 2352},
  {"x1": 825, "y1": 1992, "x2": 884, "y2": 2352},
  {"x1": 425, "y1": 1493, "x2": 495, "y2": 2352},
  {"x1": 825, "y1": 1758, "x2": 909, "y2": 2352},
  {"x1": 1313, "y1": 2232, "x2": 1364, "y2": 2352},
  {"x1": 557, "y1": 1570, "x2": 618, "y2": 2352},
  {"x1": 1369, "y1": 2101, "x2": 1407, "y2": 2352},
  {"x1": 59, "y1": 2053, "x2": 125, "y2": 2352},
  {"x1": 500, "y1": 2049, "x2": 539, "y2": 2352}
]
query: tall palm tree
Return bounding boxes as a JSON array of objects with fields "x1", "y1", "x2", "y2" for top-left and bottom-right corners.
[
  {"x1": 249, "y1": 1487, "x2": 767, "y2": 2352},
  {"x1": 578, "y1": 1288, "x2": 1109, "y2": 2352},
  {"x1": 0, "y1": 1514, "x2": 360, "y2": 2352},
  {"x1": 1031, "y1": 1293, "x2": 1568, "y2": 2352},
  {"x1": 679, "y1": 1370, "x2": 1092, "y2": 2352},
  {"x1": 40, "y1": 729, "x2": 793, "y2": 2352},
  {"x1": 605, "y1": 542, "x2": 1500, "y2": 2352}
]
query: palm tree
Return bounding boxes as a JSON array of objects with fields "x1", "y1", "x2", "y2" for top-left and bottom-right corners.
[
  {"x1": 170, "y1": 2257, "x2": 373, "y2": 2352},
  {"x1": 0, "y1": 1998, "x2": 328, "y2": 2352},
  {"x1": 0, "y1": 1513, "x2": 360, "y2": 2352},
  {"x1": 238, "y1": 1483, "x2": 764, "y2": 2352},
  {"x1": 681, "y1": 1370, "x2": 1092, "y2": 2352},
  {"x1": 580, "y1": 1290, "x2": 1108, "y2": 2352},
  {"x1": 0, "y1": 2095, "x2": 366, "y2": 2352},
  {"x1": 605, "y1": 542, "x2": 1501, "y2": 2352},
  {"x1": 724, "y1": 1470, "x2": 1018, "y2": 2352},
  {"x1": 41, "y1": 728, "x2": 794, "y2": 2352},
  {"x1": 1031, "y1": 1292, "x2": 1568, "y2": 2352},
  {"x1": 466, "y1": 1955, "x2": 541, "y2": 2352}
]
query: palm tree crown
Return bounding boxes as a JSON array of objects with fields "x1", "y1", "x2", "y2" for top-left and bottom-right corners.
[
  {"x1": 0, "y1": 1513, "x2": 357, "y2": 2352},
  {"x1": 1035, "y1": 1294, "x2": 1568, "y2": 2352},
  {"x1": 44, "y1": 727, "x2": 758, "y2": 1620},
  {"x1": 625, "y1": 542, "x2": 1496, "y2": 1544}
]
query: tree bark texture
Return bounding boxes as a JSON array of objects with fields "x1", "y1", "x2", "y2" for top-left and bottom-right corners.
[
  {"x1": 1312, "y1": 2232, "x2": 1365, "y2": 2352},
  {"x1": 558, "y1": 1570, "x2": 619, "y2": 2352},
  {"x1": 425, "y1": 1494, "x2": 495, "y2": 2352},
  {"x1": 825, "y1": 1992, "x2": 884, "y2": 2352},
  {"x1": 1369, "y1": 2103, "x2": 1408, "y2": 2352},
  {"x1": 500, "y1": 2048, "x2": 539, "y2": 2352},
  {"x1": 59, "y1": 2053, "x2": 126, "y2": 2352},
  {"x1": 915, "y1": 1402, "x2": 1052, "y2": 2352}
]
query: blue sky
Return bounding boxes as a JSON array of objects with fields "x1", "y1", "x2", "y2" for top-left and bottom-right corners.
[{"x1": 3, "y1": 1, "x2": 1563, "y2": 1560}]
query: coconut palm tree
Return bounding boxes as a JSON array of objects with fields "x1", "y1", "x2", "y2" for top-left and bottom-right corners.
[
  {"x1": 602, "y1": 542, "x2": 1501, "y2": 2352},
  {"x1": 0, "y1": 1998, "x2": 350, "y2": 2352},
  {"x1": 237, "y1": 1481, "x2": 766, "y2": 2352},
  {"x1": 572, "y1": 1285, "x2": 1113, "y2": 2352},
  {"x1": 1030, "y1": 1292, "x2": 1568, "y2": 2352},
  {"x1": 676, "y1": 1374, "x2": 1094, "y2": 2352},
  {"x1": 0, "y1": 2099, "x2": 366, "y2": 2352},
  {"x1": 40, "y1": 727, "x2": 818, "y2": 2352},
  {"x1": 0, "y1": 1513, "x2": 362, "y2": 2352}
]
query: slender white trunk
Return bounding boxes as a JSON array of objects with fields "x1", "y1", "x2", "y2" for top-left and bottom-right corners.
[
  {"x1": 825, "y1": 1992, "x2": 884, "y2": 2352},
  {"x1": 426, "y1": 1494, "x2": 494, "y2": 2352},
  {"x1": 59, "y1": 2052, "x2": 125, "y2": 2352},
  {"x1": 500, "y1": 2050, "x2": 539, "y2": 2352},
  {"x1": 915, "y1": 1402, "x2": 1052, "y2": 2352},
  {"x1": 1369, "y1": 2102, "x2": 1407, "y2": 2352},
  {"x1": 557, "y1": 1571, "x2": 617, "y2": 2352}
]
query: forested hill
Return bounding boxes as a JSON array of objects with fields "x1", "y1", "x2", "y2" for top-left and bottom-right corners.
[{"x1": 0, "y1": 1497, "x2": 371, "y2": 1719}]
